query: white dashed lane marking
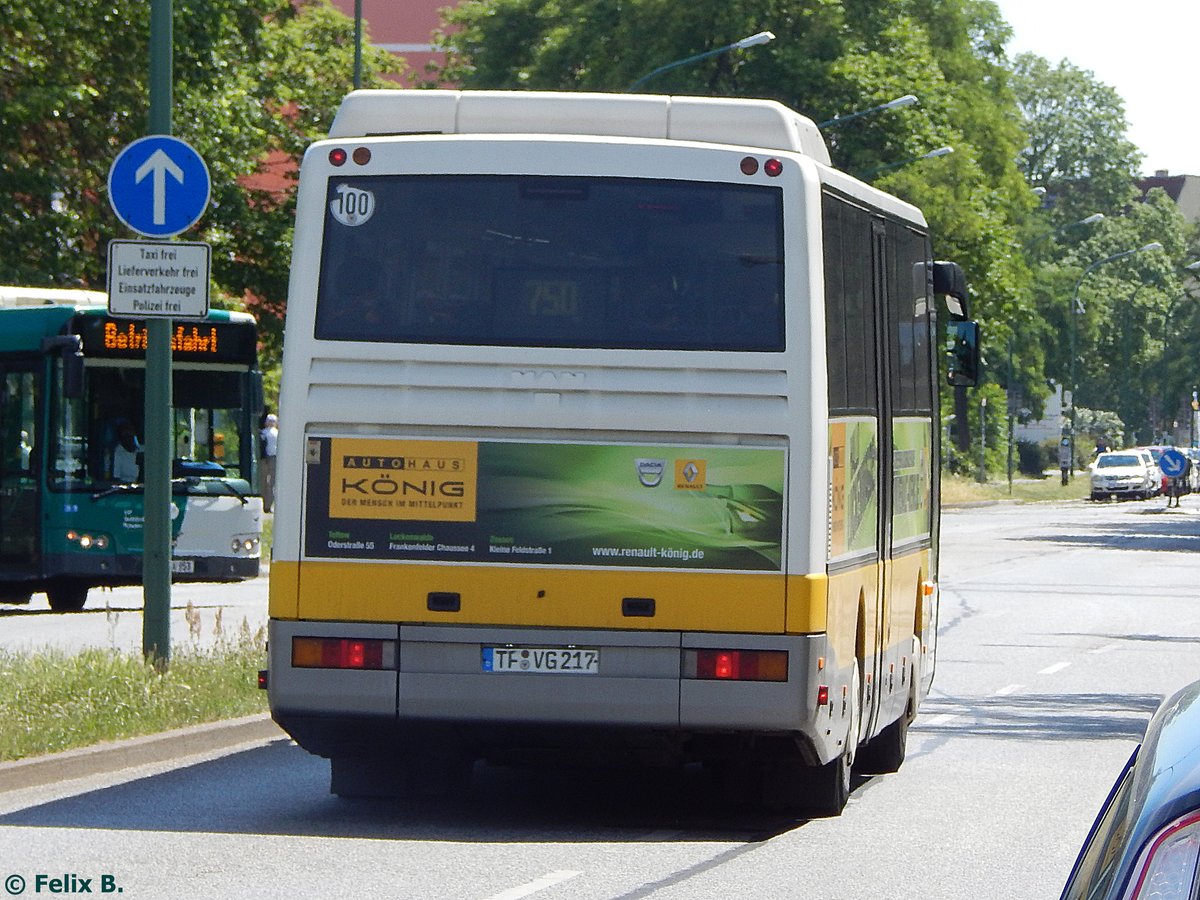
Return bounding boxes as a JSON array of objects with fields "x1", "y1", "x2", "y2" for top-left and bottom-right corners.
[
  {"x1": 482, "y1": 871, "x2": 581, "y2": 900},
  {"x1": 1038, "y1": 662, "x2": 1071, "y2": 675}
]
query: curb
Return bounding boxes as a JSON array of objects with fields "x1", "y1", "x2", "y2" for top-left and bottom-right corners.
[{"x1": 0, "y1": 713, "x2": 284, "y2": 793}]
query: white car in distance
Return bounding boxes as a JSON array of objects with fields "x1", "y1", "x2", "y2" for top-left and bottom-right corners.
[{"x1": 1089, "y1": 451, "x2": 1159, "y2": 501}]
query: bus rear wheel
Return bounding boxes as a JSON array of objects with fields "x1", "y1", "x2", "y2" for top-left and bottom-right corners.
[
  {"x1": 46, "y1": 580, "x2": 89, "y2": 612},
  {"x1": 761, "y1": 662, "x2": 860, "y2": 817}
]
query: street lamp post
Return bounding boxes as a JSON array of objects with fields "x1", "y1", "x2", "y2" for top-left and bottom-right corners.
[
  {"x1": 1027, "y1": 213, "x2": 1104, "y2": 263},
  {"x1": 1067, "y1": 242, "x2": 1163, "y2": 472},
  {"x1": 818, "y1": 94, "x2": 918, "y2": 129},
  {"x1": 857, "y1": 146, "x2": 953, "y2": 180},
  {"x1": 353, "y1": 0, "x2": 363, "y2": 89},
  {"x1": 627, "y1": 31, "x2": 775, "y2": 92}
]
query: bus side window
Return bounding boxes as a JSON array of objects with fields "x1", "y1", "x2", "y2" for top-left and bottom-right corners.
[{"x1": 2, "y1": 370, "x2": 37, "y2": 475}]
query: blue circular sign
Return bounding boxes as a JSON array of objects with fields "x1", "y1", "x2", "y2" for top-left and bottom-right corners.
[
  {"x1": 1160, "y1": 448, "x2": 1188, "y2": 478},
  {"x1": 108, "y1": 135, "x2": 210, "y2": 237}
]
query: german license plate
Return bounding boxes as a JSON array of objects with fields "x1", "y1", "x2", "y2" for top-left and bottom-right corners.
[
  {"x1": 170, "y1": 559, "x2": 195, "y2": 574},
  {"x1": 482, "y1": 646, "x2": 599, "y2": 674}
]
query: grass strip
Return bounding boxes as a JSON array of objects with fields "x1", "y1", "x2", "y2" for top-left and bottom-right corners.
[
  {"x1": 0, "y1": 629, "x2": 267, "y2": 762},
  {"x1": 942, "y1": 472, "x2": 1090, "y2": 504}
]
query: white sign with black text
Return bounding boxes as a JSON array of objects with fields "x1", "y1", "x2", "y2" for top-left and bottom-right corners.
[{"x1": 106, "y1": 239, "x2": 211, "y2": 319}]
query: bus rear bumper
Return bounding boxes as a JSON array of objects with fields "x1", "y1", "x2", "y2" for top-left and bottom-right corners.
[
  {"x1": 40, "y1": 553, "x2": 259, "y2": 583},
  {"x1": 267, "y1": 619, "x2": 837, "y2": 764}
]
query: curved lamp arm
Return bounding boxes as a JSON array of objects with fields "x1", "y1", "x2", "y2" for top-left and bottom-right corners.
[{"x1": 628, "y1": 31, "x2": 775, "y2": 92}]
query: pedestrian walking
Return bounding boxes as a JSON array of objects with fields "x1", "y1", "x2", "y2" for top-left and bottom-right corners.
[
  {"x1": 1167, "y1": 454, "x2": 1191, "y2": 508},
  {"x1": 260, "y1": 412, "x2": 278, "y2": 513}
]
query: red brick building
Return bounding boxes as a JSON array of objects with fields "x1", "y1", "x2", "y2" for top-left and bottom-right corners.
[{"x1": 327, "y1": 0, "x2": 453, "y2": 78}]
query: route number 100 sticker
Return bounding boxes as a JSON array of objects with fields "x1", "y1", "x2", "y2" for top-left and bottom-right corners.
[{"x1": 330, "y1": 184, "x2": 375, "y2": 226}]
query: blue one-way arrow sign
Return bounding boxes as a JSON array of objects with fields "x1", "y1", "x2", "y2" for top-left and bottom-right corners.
[{"x1": 108, "y1": 135, "x2": 210, "y2": 238}]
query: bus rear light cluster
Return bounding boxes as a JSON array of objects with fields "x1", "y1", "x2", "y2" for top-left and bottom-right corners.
[
  {"x1": 739, "y1": 156, "x2": 784, "y2": 177},
  {"x1": 292, "y1": 636, "x2": 396, "y2": 670},
  {"x1": 66, "y1": 530, "x2": 109, "y2": 550},
  {"x1": 684, "y1": 649, "x2": 788, "y2": 682},
  {"x1": 328, "y1": 147, "x2": 372, "y2": 167}
]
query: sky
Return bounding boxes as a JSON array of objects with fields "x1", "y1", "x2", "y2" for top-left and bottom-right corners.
[{"x1": 990, "y1": 0, "x2": 1200, "y2": 177}]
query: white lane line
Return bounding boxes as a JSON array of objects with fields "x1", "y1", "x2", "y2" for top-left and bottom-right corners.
[
  {"x1": 994, "y1": 684, "x2": 1024, "y2": 696},
  {"x1": 1089, "y1": 644, "x2": 1120, "y2": 655},
  {"x1": 1038, "y1": 661, "x2": 1071, "y2": 675},
  {"x1": 482, "y1": 871, "x2": 581, "y2": 900}
]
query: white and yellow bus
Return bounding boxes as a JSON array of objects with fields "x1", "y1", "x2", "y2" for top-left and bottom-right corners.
[{"x1": 267, "y1": 90, "x2": 978, "y2": 816}]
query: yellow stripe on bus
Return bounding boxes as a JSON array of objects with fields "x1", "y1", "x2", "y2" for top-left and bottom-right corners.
[{"x1": 270, "y1": 561, "x2": 837, "y2": 634}]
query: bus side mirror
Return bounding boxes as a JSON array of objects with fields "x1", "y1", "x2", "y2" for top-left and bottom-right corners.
[
  {"x1": 249, "y1": 370, "x2": 265, "y2": 419},
  {"x1": 946, "y1": 321, "x2": 980, "y2": 387},
  {"x1": 42, "y1": 335, "x2": 85, "y2": 399}
]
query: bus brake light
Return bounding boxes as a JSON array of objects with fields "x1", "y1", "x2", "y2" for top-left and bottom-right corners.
[
  {"x1": 292, "y1": 637, "x2": 393, "y2": 670},
  {"x1": 688, "y1": 649, "x2": 788, "y2": 682}
]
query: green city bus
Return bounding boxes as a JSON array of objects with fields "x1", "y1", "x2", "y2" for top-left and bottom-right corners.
[{"x1": 0, "y1": 286, "x2": 265, "y2": 611}]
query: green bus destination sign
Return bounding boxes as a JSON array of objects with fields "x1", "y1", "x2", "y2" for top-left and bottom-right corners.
[{"x1": 106, "y1": 239, "x2": 211, "y2": 319}]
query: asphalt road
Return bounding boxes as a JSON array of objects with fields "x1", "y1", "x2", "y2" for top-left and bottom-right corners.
[{"x1": 0, "y1": 495, "x2": 1197, "y2": 899}]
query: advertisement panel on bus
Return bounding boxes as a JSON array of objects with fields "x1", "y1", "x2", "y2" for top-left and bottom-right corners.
[{"x1": 302, "y1": 436, "x2": 785, "y2": 571}]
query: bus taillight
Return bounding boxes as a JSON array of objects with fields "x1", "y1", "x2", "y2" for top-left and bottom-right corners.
[
  {"x1": 686, "y1": 649, "x2": 788, "y2": 682},
  {"x1": 292, "y1": 637, "x2": 394, "y2": 670}
]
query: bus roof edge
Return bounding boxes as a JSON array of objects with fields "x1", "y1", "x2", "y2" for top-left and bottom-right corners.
[{"x1": 328, "y1": 90, "x2": 832, "y2": 165}]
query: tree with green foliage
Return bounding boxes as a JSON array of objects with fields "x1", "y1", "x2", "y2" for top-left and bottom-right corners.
[
  {"x1": 1007, "y1": 50, "x2": 1200, "y2": 451},
  {"x1": 434, "y1": 0, "x2": 1041, "y2": 460},
  {"x1": 0, "y1": 0, "x2": 402, "y2": 401},
  {"x1": 1009, "y1": 53, "x2": 1142, "y2": 228},
  {"x1": 1039, "y1": 196, "x2": 1194, "y2": 445}
]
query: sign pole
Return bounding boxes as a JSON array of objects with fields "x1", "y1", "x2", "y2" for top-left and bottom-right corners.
[{"x1": 144, "y1": 0, "x2": 173, "y2": 667}]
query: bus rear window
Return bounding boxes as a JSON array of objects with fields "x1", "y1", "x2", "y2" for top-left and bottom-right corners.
[{"x1": 313, "y1": 175, "x2": 784, "y2": 351}]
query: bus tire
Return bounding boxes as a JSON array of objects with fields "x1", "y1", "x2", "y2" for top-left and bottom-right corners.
[
  {"x1": 857, "y1": 642, "x2": 916, "y2": 775},
  {"x1": 775, "y1": 661, "x2": 860, "y2": 817},
  {"x1": 856, "y1": 706, "x2": 909, "y2": 775},
  {"x1": 795, "y1": 753, "x2": 851, "y2": 818},
  {"x1": 46, "y1": 580, "x2": 88, "y2": 612}
]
